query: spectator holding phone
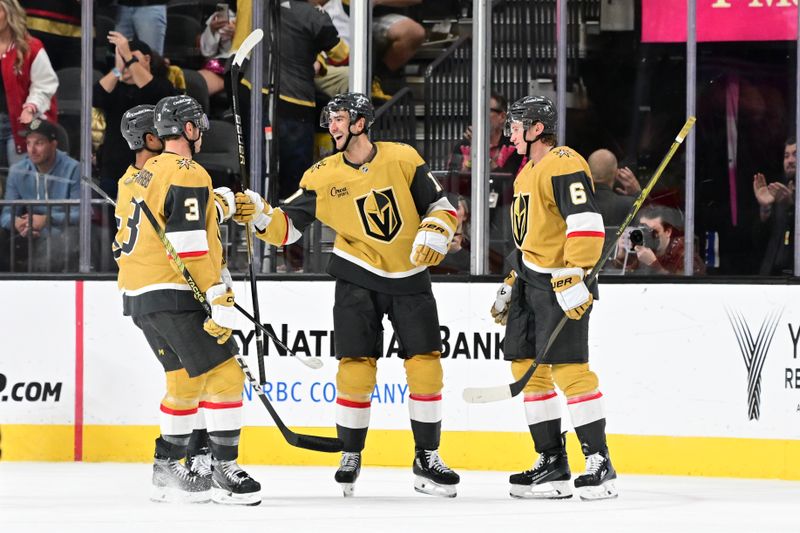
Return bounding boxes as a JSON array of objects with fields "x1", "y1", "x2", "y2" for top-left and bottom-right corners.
[{"x1": 199, "y1": 4, "x2": 236, "y2": 97}]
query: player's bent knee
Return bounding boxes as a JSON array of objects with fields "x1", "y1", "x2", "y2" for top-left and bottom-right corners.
[
  {"x1": 552, "y1": 363, "x2": 599, "y2": 397},
  {"x1": 163, "y1": 368, "x2": 204, "y2": 409},
  {"x1": 337, "y1": 357, "x2": 378, "y2": 399},
  {"x1": 511, "y1": 360, "x2": 555, "y2": 394},
  {"x1": 204, "y1": 357, "x2": 245, "y2": 402},
  {"x1": 404, "y1": 352, "x2": 442, "y2": 395}
]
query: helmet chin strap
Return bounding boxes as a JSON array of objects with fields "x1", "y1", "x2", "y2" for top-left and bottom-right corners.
[
  {"x1": 523, "y1": 123, "x2": 546, "y2": 160},
  {"x1": 337, "y1": 124, "x2": 366, "y2": 154},
  {"x1": 182, "y1": 128, "x2": 202, "y2": 156}
]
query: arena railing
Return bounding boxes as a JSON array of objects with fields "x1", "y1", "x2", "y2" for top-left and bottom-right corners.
[{"x1": 372, "y1": 87, "x2": 417, "y2": 148}]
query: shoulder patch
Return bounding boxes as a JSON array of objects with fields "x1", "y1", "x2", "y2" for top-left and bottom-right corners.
[
  {"x1": 309, "y1": 159, "x2": 327, "y2": 173},
  {"x1": 176, "y1": 158, "x2": 196, "y2": 170},
  {"x1": 133, "y1": 169, "x2": 153, "y2": 188}
]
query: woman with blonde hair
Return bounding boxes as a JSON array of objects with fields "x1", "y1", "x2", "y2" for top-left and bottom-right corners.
[{"x1": 0, "y1": 0, "x2": 58, "y2": 169}]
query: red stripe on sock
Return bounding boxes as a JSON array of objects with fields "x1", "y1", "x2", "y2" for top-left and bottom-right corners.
[
  {"x1": 336, "y1": 398, "x2": 371, "y2": 409},
  {"x1": 523, "y1": 391, "x2": 557, "y2": 402},
  {"x1": 160, "y1": 404, "x2": 199, "y2": 416},
  {"x1": 199, "y1": 400, "x2": 243, "y2": 410},
  {"x1": 567, "y1": 391, "x2": 603, "y2": 404},
  {"x1": 409, "y1": 393, "x2": 442, "y2": 402}
]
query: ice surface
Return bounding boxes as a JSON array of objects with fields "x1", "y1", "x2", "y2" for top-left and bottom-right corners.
[{"x1": 1, "y1": 463, "x2": 797, "y2": 533}]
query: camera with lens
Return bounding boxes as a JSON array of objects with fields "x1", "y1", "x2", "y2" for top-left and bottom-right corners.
[{"x1": 625, "y1": 225, "x2": 658, "y2": 252}]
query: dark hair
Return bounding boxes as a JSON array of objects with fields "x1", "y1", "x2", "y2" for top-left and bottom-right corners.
[
  {"x1": 539, "y1": 133, "x2": 557, "y2": 146},
  {"x1": 490, "y1": 91, "x2": 508, "y2": 112},
  {"x1": 786, "y1": 136, "x2": 796, "y2": 147},
  {"x1": 126, "y1": 39, "x2": 168, "y2": 79},
  {"x1": 148, "y1": 49, "x2": 169, "y2": 79},
  {"x1": 639, "y1": 205, "x2": 684, "y2": 237}
]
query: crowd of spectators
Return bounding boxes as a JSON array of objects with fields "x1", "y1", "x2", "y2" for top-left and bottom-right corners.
[{"x1": 0, "y1": 1, "x2": 797, "y2": 279}]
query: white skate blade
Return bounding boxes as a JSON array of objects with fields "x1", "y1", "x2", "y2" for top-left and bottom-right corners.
[
  {"x1": 211, "y1": 487, "x2": 261, "y2": 506},
  {"x1": 150, "y1": 485, "x2": 210, "y2": 504},
  {"x1": 579, "y1": 480, "x2": 618, "y2": 501},
  {"x1": 339, "y1": 482, "x2": 356, "y2": 497},
  {"x1": 414, "y1": 476, "x2": 457, "y2": 498},
  {"x1": 509, "y1": 480, "x2": 573, "y2": 499}
]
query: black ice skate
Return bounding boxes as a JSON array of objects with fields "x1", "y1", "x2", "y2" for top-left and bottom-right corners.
[
  {"x1": 334, "y1": 452, "x2": 361, "y2": 497},
  {"x1": 150, "y1": 456, "x2": 211, "y2": 503},
  {"x1": 211, "y1": 459, "x2": 261, "y2": 505},
  {"x1": 574, "y1": 451, "x2": 618, "y2": 501},
  {"x1": 186, "y1": 448, "x2": 213, "y2": 482},
  {"x1": 509, "y1": 449, "x2": 572, "y2": 499},
  {"x1": 412, "y1": 449, "x2": 459, "y2": 498}
]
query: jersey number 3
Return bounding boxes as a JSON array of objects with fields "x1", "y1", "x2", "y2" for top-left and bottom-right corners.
[{"x1": 118, "y1": 201, "x2": 142, "y2": 255}]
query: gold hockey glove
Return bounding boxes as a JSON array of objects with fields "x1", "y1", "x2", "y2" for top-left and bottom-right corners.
[
  {"x1": 550, "y1": 267, "x2": 593, "y2": 320},
  {"x1": 213, "y1": 186, "x2": 235, "y2": 223},
  {"x1": 490, "y1": 270, "x2": 516, "y2": 325},
  {"x1": 203, "y1": 283, "x2": 237, "y2": 344},
  {"x1": 233, "y1": 190, "x2": 272, "y2": 231},
  {"x1": 410, "y1": 220, "x2": 452, "y2": 267}
]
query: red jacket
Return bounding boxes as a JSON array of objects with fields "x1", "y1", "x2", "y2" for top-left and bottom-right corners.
[{"x1": 1, "y1": 36, "x2": 59, "y2": 154}]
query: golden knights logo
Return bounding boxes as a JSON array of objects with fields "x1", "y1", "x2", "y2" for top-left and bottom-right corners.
[
  {"x1": 511, "y1": 193, "x2": 530, "y2": 247},
  {"x1": 355, "y1": 187, "x2": 402, "y2": 242},
  {"x1": 176, "y1": 158, "x2": 195, "y2": 170}
]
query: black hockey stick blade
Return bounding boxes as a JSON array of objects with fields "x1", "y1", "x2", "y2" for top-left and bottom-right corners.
[
  {"x1": 462, "y1": 116, "x2": 697, "y2": 404},
  {"x1": 235, "y1": 355, "x2": 343, "y2": 453}
]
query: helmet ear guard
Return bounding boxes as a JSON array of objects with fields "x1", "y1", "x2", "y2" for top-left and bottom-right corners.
[
  {"x1": 121, "y1": 104, "x2": 157, "y2": 151},
  {"x1": 153, "y1": 95, "x2": 208, "y2": 138}
]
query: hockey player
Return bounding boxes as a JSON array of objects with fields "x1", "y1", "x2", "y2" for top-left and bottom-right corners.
[
  {"x1": 490, "y1": 95, "x2": 618, "y2": 501},
  {"x1": 234, "y1": 92, "x2": 461, "y2": 497},
  {"x1": 114, "y1": 103, "x2": 239, "y2": 497},
  {"x1": 114, "y1": 95, "x2": 260, "y2": 505}
]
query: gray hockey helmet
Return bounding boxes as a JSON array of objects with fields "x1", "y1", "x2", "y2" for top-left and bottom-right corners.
[
  {"x1": 504, "y1": 95, "x2": 557, "y2": 137},
  {"x1": 120, "y1": 104, "x2": 157, "y2": 151},
  {"x1": 153, "y1": 95, "x2": 209, "y2": 138}
]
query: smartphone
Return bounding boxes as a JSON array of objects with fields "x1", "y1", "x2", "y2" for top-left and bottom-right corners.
[{"x1": 215, "y1": 3, "x2": 229, "y2": 22}]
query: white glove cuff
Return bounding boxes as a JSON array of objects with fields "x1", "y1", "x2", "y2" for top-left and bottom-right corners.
[
  {"x1": 214, "y1": 187, "x2": 235, "y2": 222},
  {"x1": 551, "y1": 268, "x2": 590, "y2": 311},
  {"x1": 205, "y1": 283, "x2": 238, "y2": 328},
  {"x1": 205, "y1": 283, "x2": 227, "y2": 300},
  {"x1": 252, "y1": 211, "x2": 272, "y2": 232},
  {"x1": 413, "y1": 228, "x2": 450, "y2": 254}
]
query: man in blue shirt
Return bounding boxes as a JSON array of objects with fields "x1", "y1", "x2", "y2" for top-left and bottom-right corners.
[{"x1": 0, "y1": 119, "x2": 80, "y2": 272}]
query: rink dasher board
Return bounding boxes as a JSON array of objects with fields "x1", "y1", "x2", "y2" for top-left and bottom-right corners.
[{"x1": 0, "y1": 280, "x2": 799, "y2": 477}]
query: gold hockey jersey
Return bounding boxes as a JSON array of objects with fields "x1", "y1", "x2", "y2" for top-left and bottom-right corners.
[
  {"x1": 510, "y1": 146, "x2": 604, "y2": 277},
  {"x1": 113, "y1": 153, "x2": 223, "y2": 316},
  {"x1": 256, "y1": 142, "x2": 457, "y2": 294}
]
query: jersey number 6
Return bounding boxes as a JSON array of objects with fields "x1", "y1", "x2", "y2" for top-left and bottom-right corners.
[{"x1": 569, "y1": 182, "x2": 587, "y2": 205}]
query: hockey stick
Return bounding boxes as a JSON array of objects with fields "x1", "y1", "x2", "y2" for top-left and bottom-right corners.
[
  {"x1": 462, "y1": 116, "x2": 697, "y2": 404},
  {"x1": 81, "y1": 175, "x2": 323, "y2": 370},
  {"x1": 230, "y1": 29, "x2": 269, "y2": 386},
  {"x1": 130, "y1": 192, "x2": 342, "y2": 453}
]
